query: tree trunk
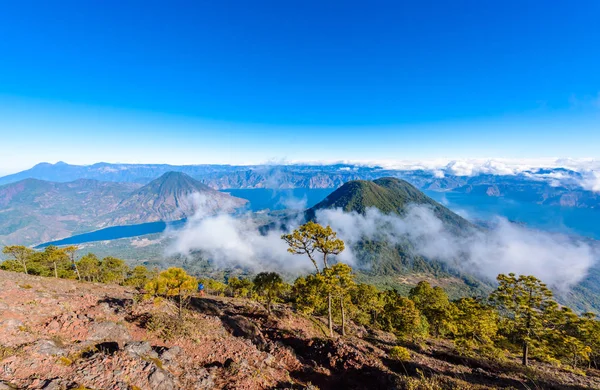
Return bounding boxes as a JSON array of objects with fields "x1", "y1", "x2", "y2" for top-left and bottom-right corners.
[
  {"x1": 267, "y1": 298, "x2": 272, "y2": 315},
  {"x1": 21, "y1": 260, "x2": 28, "y2": 275},
  {"x1": 328, "y1": 292, "x2": 333, "y2": 337},
  {"x1": 340, "y1": 295, "x2": 346, "y2": 337},
  {"x1": 54, "y1": 262, "x2": 58, "y2": 278},
  {"x1": 178, "y1": 294, "x2": 183, "y2": 320},
  {"x1": 73, "y1": 261, "x2": 81, "y2": 280},
  {"x1": 522, "y1": 341, "x2": 529, "y2": 366}
]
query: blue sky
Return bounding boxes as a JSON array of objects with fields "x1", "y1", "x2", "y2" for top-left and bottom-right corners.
[{"x1": 1, "y1": 1, "x2": 599, "y2": 174}]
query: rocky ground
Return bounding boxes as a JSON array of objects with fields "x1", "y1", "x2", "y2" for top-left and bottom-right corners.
[{"x1": 1, "y1": 270, "x2": 600, "y2": 390}]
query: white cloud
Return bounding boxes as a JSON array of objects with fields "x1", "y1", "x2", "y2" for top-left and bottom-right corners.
[
  {"x1": 316, "y1": 206, "x2": 598, "y2": 291},
  {"x1": 166, "y1": 193, "x2": 312, "y2": 273},
  {"x1": 343, "y1": 158, "x2": 600, "y2": 193},
  {"x1": 168, "y1": 192, "x2": 598, "y2": 292},
  {"x1": 581, "y1": 171, "x2": 600, "y2": 192}
]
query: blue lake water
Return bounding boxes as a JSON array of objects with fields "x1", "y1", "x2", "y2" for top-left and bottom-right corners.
[
  {"x1": 425, "y1": 191, "x2": 600, "y2": 240},
  {"x1": 37, "y1": 188, "x2": 600, "y2": 247},
  {"x1": 224, "y1": 188, "x2": 334, "y2": 212},
  {"x1": 37, "y1": 188, "x2": 335, "y2": 247},
  {"x1": 36, "y1": 219, "x2": 188, "y2": 248}
]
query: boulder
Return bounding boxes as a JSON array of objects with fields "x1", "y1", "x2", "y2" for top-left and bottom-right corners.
[
  {"x1": 88, "y1": 322, "x2": 131, "y2": 345},
  {"x1": 32, "y1": 340, "x2": 65, "y2": 356},
  {"x1": 124, "y1": 341, "x2": 156, "y2": 358},
  {"x1": 148, "y1": 367, "x2": 176, "y2": 390},
  {"x1": 159, "y1": 346, "x2": 181, "y2": 363}
]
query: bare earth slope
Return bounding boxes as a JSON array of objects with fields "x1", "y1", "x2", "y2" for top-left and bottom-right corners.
[{"x1": 1, "y1": 271, "x2": 599, "y2": 390}]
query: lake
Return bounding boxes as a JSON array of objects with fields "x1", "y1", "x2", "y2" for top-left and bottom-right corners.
[
  {"x1": 224, "y1": 188, "x2": 334, "y2": 212},
  {"x1": 425, "y1": 191, "x2": 600, "y2": 240},
  {"x1": 37, "y1": 188, "x2": 600, "y2": 247},
  {"x1": 37, "y1": 188, "x2": 335, "y2": 247}
]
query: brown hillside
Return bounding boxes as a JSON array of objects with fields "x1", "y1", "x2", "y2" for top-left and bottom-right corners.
[{"x1": 1, "y1": 271, "x2": 599, "y2": 390}]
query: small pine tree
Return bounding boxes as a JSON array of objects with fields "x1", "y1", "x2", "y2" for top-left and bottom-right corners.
[
  {"x1": 409, "y1": 281, "x2": 455, "y2": 337},
  {"x1": 389, "y1": 346, "x2": 411, "y2": 362},
  {"x1": 2, "y1": 246, "x2": 34, "y2": 274},
  {"x1": 148, "y1": 267, "x2": 197, "y2": 319},
  {"x1": 124, "y1": 265, "x2": 152, "y2": 289},
  {"x1": 452, "y1": 297, "x2": 499, "y2": 355},
  {"x1": 227, "y1": 277, "x2": 254, "y2": 298},
  {"x1": 76, "y1": 253, "x2": 101, "y2": 282},
  {"x1": 381, "y1": 290, "x2": 428, "y2": 341},
  {"x1": 253, "y1": 272, "x2": 286, "y2": 314},
  {"x1": 323, "y1": 263, "x2": 355, "y2": 336},
  {"x1": 99, "y1": 256, "x2": 129, "y2": 284}
]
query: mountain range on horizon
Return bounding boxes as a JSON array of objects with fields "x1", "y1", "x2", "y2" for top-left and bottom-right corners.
[
  {"x1": 2, "y1": 161, "x2": 599, "y2": 210},
  {"x1": 3, "y1": 169, "x2": 600, "y2": 313},
  {"x1": 0, "y1": 172, "x2": 246, "y2": 246}
]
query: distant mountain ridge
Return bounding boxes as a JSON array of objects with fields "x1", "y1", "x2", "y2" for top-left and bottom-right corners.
[
  {"x1": 0, "y1": 162, "x2": 380, "y2": 189},
  {"x1": 106, "y1": 172, "x2": 246, "y2": 225},
  {"x1": 2, "y1": 162, "x2": 600, "y2": 208},
  {"x1": 0, "y1": 172, "x2": 246, "y2": 246}
]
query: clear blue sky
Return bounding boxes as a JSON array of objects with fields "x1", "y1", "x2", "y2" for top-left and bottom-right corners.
[{"x1": 1, "y1": 1, "x2": 599, "y2": 174}]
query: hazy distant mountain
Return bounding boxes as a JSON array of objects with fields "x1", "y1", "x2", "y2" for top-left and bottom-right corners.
[
  {"x1": 2, "y1": 162, "x2": 600, "y2": 208},
  {"x1": 0, "y1": 162, "x2": 239, "y2": 185},
  {"x1": 453, "y1": 181, "x2": 600, "y2": 208},
  {"x1": 104, "y1": 172, "x2": 247, "y2": 225},
  {"x1": 0, "y1": 162, "x2": 382, "y2": 188},
  {"x1": 0, "y1": 172, "x2": 246, "y2": 246}
]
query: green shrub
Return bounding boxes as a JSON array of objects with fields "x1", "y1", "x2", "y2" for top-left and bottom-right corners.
[{"x1": 389, "y1": 346, "x2": 411, "y2": 362}]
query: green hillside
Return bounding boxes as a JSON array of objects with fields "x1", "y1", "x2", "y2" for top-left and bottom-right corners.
[
  {"x1": 305, "y1": 177, "x2": 488, "y2": 297},
  {"x1": 308, "y1": 177, "x2": 471, "y2": 231}
]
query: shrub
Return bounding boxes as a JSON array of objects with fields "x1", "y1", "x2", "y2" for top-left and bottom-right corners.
[{"x1": 389, "y1": 346, "x2": 411, "y2": 362}]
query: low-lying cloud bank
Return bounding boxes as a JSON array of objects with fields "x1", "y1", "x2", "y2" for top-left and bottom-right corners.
[
  {"x1": 166, "y1": 195, "x2": 312, "y2": 273},
  {"x1": 168, "y1": 196, "x2": 598, "y2": 290},
  {"x1": 317, "y1": 206, "x2": 597, "y2": 291},
  {"x1": 327, "y1": 158, "x2": 600, "y2": 193}
]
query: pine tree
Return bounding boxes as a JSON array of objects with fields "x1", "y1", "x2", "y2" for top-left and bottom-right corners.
[
  {"x1": 99, "y1": 256, "x2": 129, "y2": 284},
  {"x1": 452, "y1": 297, "x2": 498, "y2": 355},
  {"x1": 324, "y1": 263, "x2": 355, "y2": 336},
  {"x1": 63, "y1": 246, "x2": 81, "y2": 280},
  {"x1": 409, "y1": 281, "x2": 455, "y2": 337},
  {"x1": 282, "y1": 222, "x2": 345, "y2": 337},
  {"x1": 292, "y1": 273, "x2": 328, "y2": 315},
  {"x1": 124, "y1": 265, "x2": 152, "y2": 289},
  {"x1": 380, "y1": 290, "x2": 428, "y2": 341},
  {"x1": 2, "y1": 246, "x2": 34, "y2": 274},
  {"x1": 76, "y1": 253, "x2": 101, "y2": 282},
  {"x1": 147, "y1": 267, "x2": 197, "y2": 319},
  {"x1": 253, "y1": 272, "x2": 286, "y2": 314},
  {"x1": 579, "y1": 312, "x2": 600, "y2": 369},
  {"x1": 226, "y1": 277, "x2": 254, "y2": 298},
  {"x1": 490, "y1": 273, "x2": 556, "y2": 366},
  {"x1": 350, "y1": 283, "x2": 384, "y2": 326}
]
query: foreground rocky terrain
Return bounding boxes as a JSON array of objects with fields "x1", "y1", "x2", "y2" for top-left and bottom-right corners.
[{"x1": 1, "y1": 270, "x2": 600, "y2": 390}]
